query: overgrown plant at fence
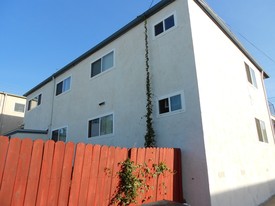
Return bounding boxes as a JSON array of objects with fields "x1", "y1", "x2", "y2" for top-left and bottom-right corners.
[{"x1": 110, "y1": 158, "x2": 174, "y2": 206}]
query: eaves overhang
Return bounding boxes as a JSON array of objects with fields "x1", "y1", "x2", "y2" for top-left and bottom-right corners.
[
  {"x1": 23, "y1": 0, "x2": 176, "y2": 97},
  {"x1": 193, "y1": 0, "x2": 269, "y2": 79}
]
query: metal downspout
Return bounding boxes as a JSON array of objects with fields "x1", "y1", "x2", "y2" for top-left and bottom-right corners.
[
  {"x1": 0, "y1": 93, "x2": 7, "y2": 134},
  {"x1": 261, "y1": 71, "x2": 275, "y2": 143},
  {"x1": 48, "y1": 76, "x2": 55, "y2": 139}
]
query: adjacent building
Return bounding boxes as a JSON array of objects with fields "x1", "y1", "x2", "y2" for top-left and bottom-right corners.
[
  {"x1": 0, "y1": 92, "x2": 26, "y2": 135},
  {"x1": 20, "y1": 0, "x2": 275, "y2": 205}
]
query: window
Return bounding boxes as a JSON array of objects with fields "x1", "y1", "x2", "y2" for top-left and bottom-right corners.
[
  {"x1": 245, "y1": 63, "x2": 257, "y2": 88},
  {"x1": 27, "y1": 94, "x2": 42, "y2": 111},
  {"x1": 52, "y1": 127, "x2": 67, "y2": 142},
  {"x1": 56, "y1": 76, "x2": 71, "y2": 96},
  {"x1": 88, "y1": 114, "x2": 113, "y2": 137},
  {"x1": 14, "y1": 103, "x2": 25, "y2": 113},
  {"x1": 91, "y1": 51, "x2": 114, "y2": 78},
  {"x1": 154, "y1": 14, "x2": 175, "y2": 37},
  {"x1": 158, "y1": 93, "x2": 184, "y2": 115},
  {"x1": 255, "y1": 118, "x2": 268, "y2": 143}
]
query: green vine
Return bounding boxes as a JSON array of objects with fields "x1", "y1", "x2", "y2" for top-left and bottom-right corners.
[
  {"x1": 110, "y1": 158, "x2": 174, "y2": 206},
  {"x1": 144, "y1": 19, "x2": 156, "y2": 147}
]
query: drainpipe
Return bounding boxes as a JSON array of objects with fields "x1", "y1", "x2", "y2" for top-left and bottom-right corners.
[
  {"x1": 0, "y1": 93, "x2": 7, "y2": 135},
  {"x1": 48, "y1": 76, "x2": 55, "y2": 140},
  {"x1": 261, "y1": 71, "x2": 275, "y2": 143}
]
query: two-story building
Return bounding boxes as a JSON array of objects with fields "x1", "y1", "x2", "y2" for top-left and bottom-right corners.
[{"x1": 18, "y1": 0, "x2": 275, "y2": 205}]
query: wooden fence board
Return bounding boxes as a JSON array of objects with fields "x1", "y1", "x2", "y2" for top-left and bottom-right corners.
[
  {"x1": 24, "y1": 139, "x2": 44, "y2": 206},
  {"x1": 86, "y1": 144, "x2": 101, "y2": 205},
  {"x1": 36, "y1": 140, "x2": 55, "y2": 206},
  {"x1": 78, "y1": 144, "x2": 93, "y2": 206},
  {"x1": 166, "y1": 148, "x2": 174, "y2": 201},
  {"x1": 0, "y1": 138, "x2": 21, "y2": 206},
  {"x1": 47, "y1": 141, "x2": 66, "y2": 206},
  {"x1": 11, "y1": 138, "x2": 33, "y2": 206},
  {"x1": 144, "y1": 147, "x2": 158, "y2": 203},
  {"x1": 109, "y1": 147, "x2": 128, "y2": 205},
  {"x1": 58, "y1": 142, "x2": 75, "y2": 206},
  {"x1": 69, "y1": 142, "x2": 85, "y2": 206},
  {"x1": 102, "y1": 146, "x2": 115, "y2": 205},
  {"x1": 173, "y1": 148, "x2": 183, "y2": 202},
  {"x1": 134, "y1": 148, "x2": 146, "y2": 205},
  {"x1": 0, "y1": 136, "x2": 9, "y2": 189},
  {"x1": 94, "y1": 145, "x2": 109, "y2": 205},
  {"x1": 156, "y1": 148, "x2": 165, "y2": 200}
]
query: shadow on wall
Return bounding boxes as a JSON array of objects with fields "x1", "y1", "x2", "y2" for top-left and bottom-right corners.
[
  {"x1": 0, "y1": 114, "x2": 24, "y2": 135},
  {"x1": 211, "y1": 179, "x2": 275, "y2": 206}
]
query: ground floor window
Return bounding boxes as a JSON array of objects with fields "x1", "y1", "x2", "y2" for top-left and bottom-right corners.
[
  {"x1": 52, "y1": 127, "x2": 67, "y2": 142},
  {"x1": 88, "y1": 114, "x2": 113, "y2": 138}
]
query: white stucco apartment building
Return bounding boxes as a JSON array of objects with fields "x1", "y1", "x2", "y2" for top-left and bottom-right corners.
[
  {"x1": 0, "y1": 92, "x2": 26, "y2": 135},
  {"x1": 20, "y1": 0, "x2": 275, "y2": 205}
]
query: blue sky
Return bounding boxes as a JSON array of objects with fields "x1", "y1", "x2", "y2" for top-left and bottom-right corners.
[{"x1": 1, "y1": 0, "x2": 274, "y2": 104}]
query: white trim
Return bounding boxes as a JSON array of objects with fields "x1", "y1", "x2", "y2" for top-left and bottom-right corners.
[
  {"x1": 90, "y1": 49, "x2": 115, "y2": 79},
  {"x1": 152, "y1": 12, "x2": 177, "y2": 39},
  {"x1": 87, "y1": 112, "x2": 114, "y2": 139},
  {"x1": 156, "y1": 90, "x2": 185, "y2": 118},
  {"x1": 27, "y1": 93, "x2": 42, "y2": 112},
  {"x1": 51, "y1": 125, "x2": 68, "y2": 142},
  {"x1": 55, "y1": 75, "x2": 72, "y2": 97}
]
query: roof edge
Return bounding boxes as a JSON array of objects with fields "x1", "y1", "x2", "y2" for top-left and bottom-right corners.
[
  {"x1": 0, "y1": 92, "x2": 26, "y2": 99},
  {"x1": 23, "y1": 0, "x2": 176, "y2": 97},
  {"x1": 193, "y1": 0, "x2": 269, "y2": 79},
  {"x1": 4, "y1": 129, "x2": 48, "y2": 136}
]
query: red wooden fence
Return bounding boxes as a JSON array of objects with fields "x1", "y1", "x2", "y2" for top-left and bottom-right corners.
[{"x1": 0, "y1": 136, "x2": 182, "y2": 205}]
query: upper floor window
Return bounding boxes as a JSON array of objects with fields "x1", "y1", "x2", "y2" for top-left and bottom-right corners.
[
  {"x1": 88, "y1": 114, "x2": 113, "y2": 138},
  {"x1": 27, "y1": 94, "x2": 42, "y2": 111},
  {"x1": 158, "y1": 92, "x2": 185, "y2": 115},
  {"x1": 56, "y1": 76, "x2": 71, "y2": 96},
  {"x1": 154, "y1": 14, "x2": 175, "y2": 37},
  {"x1": 91, "y1": 51, "x2": 114, "y2": 78},
  {"x1": 255, "y1": 118, "x2": 268, "y2": 143},
  {"x1": 245, "y1": 63, "x2": 257, "y2": 88},
  {"x1": 52, "y1": 127, "x2": 67, "y2": 142},
  {"x1": 14, "y1": 103, "x2": 25, "y2": 113}
]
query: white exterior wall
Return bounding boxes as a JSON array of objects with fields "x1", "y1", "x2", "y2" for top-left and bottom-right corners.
[
  {"x1": 0, "y1": 93, "x2": 26, "y2": 134},
  {"x1": 10, "y1": 133, "x2": 48, "y2": 140},
  {"x1": 148, "y1": 1, "x2": 210, "y2": 205},
  {"x1": 24, "y1": 81, "x2": 55, "y2": 134},
  {"x1": 188, "y1": 0, "x2": 275, "y2": 205}
]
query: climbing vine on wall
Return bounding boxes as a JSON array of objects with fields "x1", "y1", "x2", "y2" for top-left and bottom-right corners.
[{"x1": 144, "y1": 19, "x2": 156, "y2": 147}]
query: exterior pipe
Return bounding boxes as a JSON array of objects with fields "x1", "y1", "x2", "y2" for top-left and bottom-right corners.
[{"x1": 261, "y1": 71, "x2": 275, "y2": 143}]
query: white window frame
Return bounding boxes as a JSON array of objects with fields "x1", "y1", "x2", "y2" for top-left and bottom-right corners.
[
  {"x1": 245, "y1": 63, "x2": 257, "y2": 88},
  {"x1": 14, "y1": 103, "x2": 25, "y2": 113},
  {"x1": 255, "y1": 118, "x2": 268, "y2": 143},
  {"x1": 51, "y1": 126, "x2": 68, "y2": 142},
  {"x1": 157, "y1": 91, "x2": 185, "y2": 117},
  {"x1": 55, "y1": 76, "x2": 72, "y2": 96},
  {"x1": 153, "y1": 12, "x2": 177, "y2": 38},
  {"x1": 27, "y1": 93, "x2": 42, "y2": 111},
  {"x1": 90, "y1": 50, "x2": 115, "y2": 79},
  {"x1": 87, "y1": 113, "x2": 114, "y2": 138}
]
